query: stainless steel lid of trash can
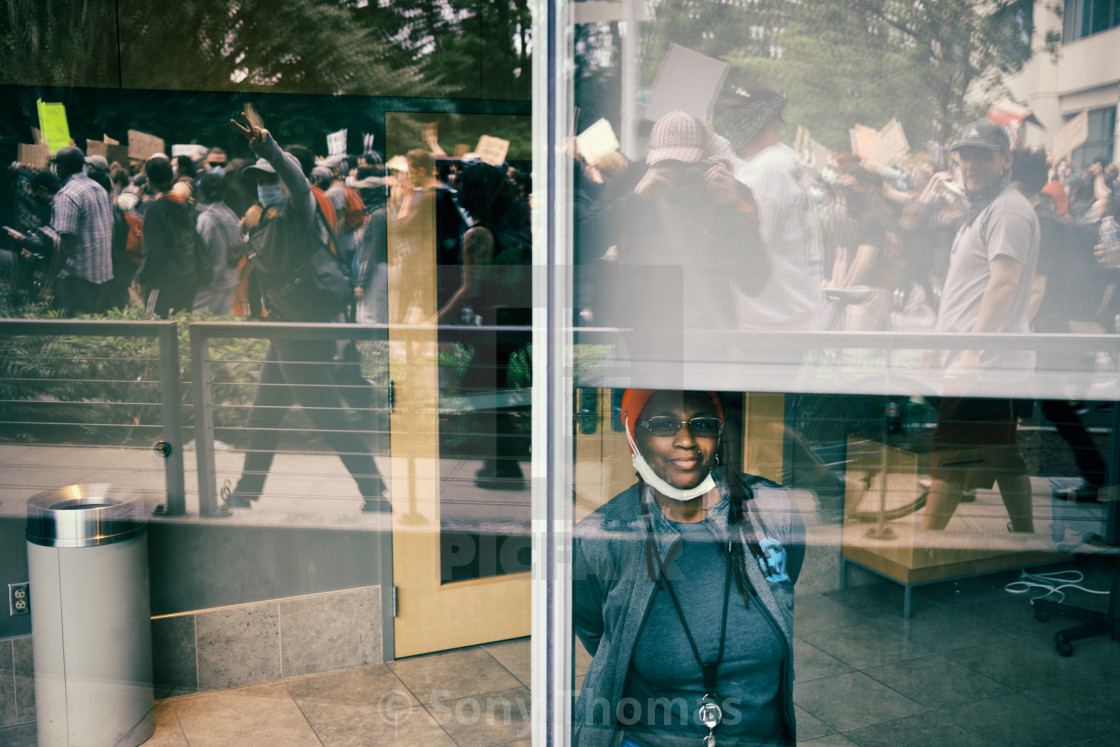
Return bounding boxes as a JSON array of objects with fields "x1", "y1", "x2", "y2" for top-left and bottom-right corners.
[{"x1": 26, "y1": 484, "x2": 147, "y2": 548}]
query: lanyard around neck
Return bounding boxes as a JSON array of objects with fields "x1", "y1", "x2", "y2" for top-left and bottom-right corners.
[{"x1": 641, "y1": 498, "x2": 733, "y2": 697}]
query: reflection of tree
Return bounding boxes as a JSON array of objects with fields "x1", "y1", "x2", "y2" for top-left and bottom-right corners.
[
  {"x1": 2, "y1": 0, "x2": 532, "y2": 100},
  {"x1": 0, "y1": 0, "x2": 120, "y2": 87},
  {"x1": 574, "y1": 0, "x2": 1034, "y2": 152},
  {"x1": 117, "y1": 0, "x2": 431, "y2": 96}
]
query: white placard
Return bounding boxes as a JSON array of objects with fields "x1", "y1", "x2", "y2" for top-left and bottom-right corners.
[
  {"x1": 644, "y1": 43, "x2": 729, "y2": 123},
  {"x1": 576, "y1": 118, "x2": 620, "y2": 166},
  {"x1": 327, "y1": 128, "x2": 348, "y2": 157},
  {"x1": 475, "y1": 135, "x2": 511, "y2": 167},
  {"x1": 1053, "y1": 111, "x2": 1090, "y2": 159}
]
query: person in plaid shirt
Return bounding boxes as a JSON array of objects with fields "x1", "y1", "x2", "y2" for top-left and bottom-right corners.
[{"x1": 43, "y1": 146, "x2": 114, "y2": 315}]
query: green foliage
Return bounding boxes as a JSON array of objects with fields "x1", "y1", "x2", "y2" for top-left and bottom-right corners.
[
  {"x1": 625, "y1": 0, "x2": 1037, "y2": 152},
  {"x1": 0, "y1": 305, "x2": 268, "y2": 446},
  {"x1": 0, "y1": 0, "x2": 120, "y2": 87}
]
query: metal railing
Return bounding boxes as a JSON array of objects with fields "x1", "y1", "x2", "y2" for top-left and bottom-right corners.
[
  {"x1": 3, "y1": 319, "x2": 1118, "y2": 518},
  {"x1": 0, "y1": 319, "x2": 186, "y2": 516}
]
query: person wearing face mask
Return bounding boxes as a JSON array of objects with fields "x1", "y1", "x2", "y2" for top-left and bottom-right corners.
[
  {"x1": 220, "y1": 110, "x2": 387, "y2": 514},
  {"x1": 573, "y1": 390, "x2": 805, "y2": 747}
]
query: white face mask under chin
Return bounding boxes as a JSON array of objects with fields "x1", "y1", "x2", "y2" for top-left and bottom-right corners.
[{"x1": 626, "y1": 417, "x2": 716, "y2": 502}]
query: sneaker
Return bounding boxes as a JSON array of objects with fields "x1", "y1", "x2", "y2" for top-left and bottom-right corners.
[{"x1": 220, "y1": 480, "x2": 255, "y2": 509}]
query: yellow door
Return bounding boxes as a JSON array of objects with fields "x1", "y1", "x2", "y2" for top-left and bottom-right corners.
[{"x1": 385, "y1": 113, "x2": 532, "y2": 657}]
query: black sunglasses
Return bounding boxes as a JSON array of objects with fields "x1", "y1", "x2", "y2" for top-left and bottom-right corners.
[{"x1": 638, "y1": 416, "x2": 723, "y2": 438}]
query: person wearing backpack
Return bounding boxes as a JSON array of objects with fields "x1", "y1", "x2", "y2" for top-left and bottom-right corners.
[
  {"x1": 326, "y1": 159, "x2": 366, "y2": 269},
  {"x1": 222, "y1": 109, "x2": 388, "y2": 513},
  {"x1": 137, "y1": 156, "x2": 206, "y2": 317}
]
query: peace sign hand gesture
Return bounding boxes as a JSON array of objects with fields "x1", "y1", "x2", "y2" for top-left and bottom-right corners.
[{"x1": 231, "y1": 105, "x2": 266, "y2": 149}]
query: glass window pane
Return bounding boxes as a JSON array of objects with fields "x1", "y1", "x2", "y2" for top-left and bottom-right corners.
[{"x1": 565, "y1": 2, "x2": 1120, "y2": 746}]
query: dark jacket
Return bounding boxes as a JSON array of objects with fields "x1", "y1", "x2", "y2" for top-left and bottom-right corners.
[{"x1": 573, "y1": 470, "x2": 805, "y2": 747}]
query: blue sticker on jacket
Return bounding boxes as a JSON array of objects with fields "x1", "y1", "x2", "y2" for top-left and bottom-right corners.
[{"x1": 758, "y1": 538, "x2": 789, "y2": 583}]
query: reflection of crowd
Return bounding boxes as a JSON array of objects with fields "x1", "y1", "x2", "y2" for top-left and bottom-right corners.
[
  {"x1": 574, "y1": 86, "x2": 1120, "y2": 533},
  {"x1": 2, "y1": 127, "x2": 532, "y2": 329},
  {"x1": 574, "y1": 95, "x2": 1120, "y2": 344}
]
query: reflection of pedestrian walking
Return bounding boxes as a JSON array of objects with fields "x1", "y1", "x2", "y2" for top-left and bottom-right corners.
[
  {"x1": 715, "y1": 87, "x2": 824, "y2": 330},
  {"x1": 922, "y1": 121, "x2": 1039, "y2": 532},
  {"x1": 222, "y1": 109, "x2": 387, "y2": 512}
]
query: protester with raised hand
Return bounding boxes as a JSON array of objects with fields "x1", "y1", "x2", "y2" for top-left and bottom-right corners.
[{"x1": 221, "y1": 108, "x2": 388, "y2": 513}]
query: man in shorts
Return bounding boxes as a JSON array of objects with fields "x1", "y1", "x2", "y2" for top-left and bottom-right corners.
[{"x1": 922, "y1": 121, "x2": 1039, "y2": 532}]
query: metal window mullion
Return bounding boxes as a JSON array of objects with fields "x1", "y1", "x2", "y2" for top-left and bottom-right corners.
[{"x1": 532, "y1": 0, "x2": 574, "y2": 743}]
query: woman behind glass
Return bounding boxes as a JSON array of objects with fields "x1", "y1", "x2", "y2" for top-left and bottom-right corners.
[{"x1": 574, "y1": 390, "x2": 805, "y2": 746}]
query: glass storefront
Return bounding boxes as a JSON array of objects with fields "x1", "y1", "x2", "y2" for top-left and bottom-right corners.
[{"x1": 3, "y1": 1, "x2": 1120, "y2": 745}]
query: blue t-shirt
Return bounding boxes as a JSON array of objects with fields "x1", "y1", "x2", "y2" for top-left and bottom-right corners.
[{"x1": 621, "y1": 507, "x2": 785, "y2": 746}]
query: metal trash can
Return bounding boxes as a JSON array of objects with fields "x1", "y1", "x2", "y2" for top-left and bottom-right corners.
[{"x1": 26, "y1": 484, "x2": 155, "y2": 747}]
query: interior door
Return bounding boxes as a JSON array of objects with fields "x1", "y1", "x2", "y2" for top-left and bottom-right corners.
[{"x1": 386, "y1": 112, "x2": 532, "y2": 658}]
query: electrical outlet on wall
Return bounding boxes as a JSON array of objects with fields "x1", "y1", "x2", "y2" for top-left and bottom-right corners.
[{"x1": 9, "y1": 582, "x2": 29, "y2": 616}]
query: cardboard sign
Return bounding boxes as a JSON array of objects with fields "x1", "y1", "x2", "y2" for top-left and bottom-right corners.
[
  {"x1": 104, "y1": 134, "x2": 120, "y2": 146},
  {"x1": 454, "y1": 143, "x2": 471, "y2": 158},
  {"x1": 128, "y1": 129, "x2": 165, "y2": 160},
  {"x1": 31, "y1": 127, "x2": 45, "y2": 146},
  {"x1": 793, "y1": 125, "x2": 810, "y2": 161},
  {"x1": 576, "y1": 118, "x2": 620, "y2": 166},
  {"x1": 107, "y1": 144, "x2": 130, "y2": 167},
  {"x1": 327, "y1": 128, "x2": 348, "y2": 157},
  {"x1": 87, "y1": 140, "x2": 107, "y2": 158},
  {"x1": 644, "y1": 43, "x2": 729, "y2": 123},
  {"x1": 475, "y1": 135, "x2": 510, "y2": 167},
  {"x1": 867, "y1": 118, "x2": 909, "y2": 169},
  {"x1": 18, "y1": 144, "x2": 51, "y2": 169},
  {"x1": 850, "y1": 124, "x2": 878, "y2": 160},
  {"x1": 1053, "y1": 111, "x2": 1090, "y2": 159},
  {"x1": 36, "y1": 100, "x2": 71, "y2": 154},
  {"x1": 808, "y1": 138, "x2": 833, "y2": 170}
]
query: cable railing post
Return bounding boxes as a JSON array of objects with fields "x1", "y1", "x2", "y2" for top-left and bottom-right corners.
[
  {"x1": 191, "y1": 326, "x2": 225, "y2": 517},
  {"x1": 156, "y1": 321, "x2": 186, "y2": 516}
]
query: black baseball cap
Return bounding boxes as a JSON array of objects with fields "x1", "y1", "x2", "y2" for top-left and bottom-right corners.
[{"x1": 949, "y1": 120, "x2": 1010, "y2": 152}]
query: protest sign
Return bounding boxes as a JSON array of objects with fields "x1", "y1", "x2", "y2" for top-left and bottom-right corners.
[
  {"x1": 107, "y1": 145, "x2": 130, "y2": 167},
  {"x1": 987, "y1": 99, "x2": 1040, "y2": 128},
  {"x1": 867, "y1": 118, "x2": 909, "y2": 169},
  {"x1": 31, "y1": 128, "x2": 45, "y2": 146},
  {"x1": 129, "y1": 130, "x2": 166, "y2": 160},
  {"x1": 87, "y1": 140, "x2": 107, "y2": 158},
  {"x1": 18, "y1": 144, "x2": 51, "y2": 170},
  {"x1": 327, "y1": 128, "x2": 348, "y2": 157},
  {"x1": 104, "y1": 134, "x2": 119, "y2": 146},
  {"x1": 850, "y1": 124, "x2": 878, "y2": 160},
  {"x1": 171, "y1": 144, "x2": 209, "y2": 161},
  {"x1": 576, "y1": 118, "x2": 620, "y2": 166},
  {"x1": 1053, "y1": 111, "x2": 1090, "y2": 159},
  {"x1": 36, "y1": 100, "x2": 72, "y2": 154},
  {"x1": 808, "y1": 138, "x2": 832, "y2": 170},
  {"x1": 454, "y1": 144, "x2": 471, "y2": 158},
  {"x1": 793, "y1": 125, "x2": 808, "y2": 161},
  {"x1": 475, "y1": 135, "x2": 511, "y2": 167},
  {"x1": 644, "y1": 43, "x2": 729, "y2": 123}
]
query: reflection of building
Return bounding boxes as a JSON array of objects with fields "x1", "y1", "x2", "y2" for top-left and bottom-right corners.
[{"x1": 1008, "y1": 1, "x2": 1119, "y2": 165}]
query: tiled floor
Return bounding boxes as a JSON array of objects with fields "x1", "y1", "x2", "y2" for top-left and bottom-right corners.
[{"x1": 4, "y1": 561, "x2": 1119, "y2": 745}]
